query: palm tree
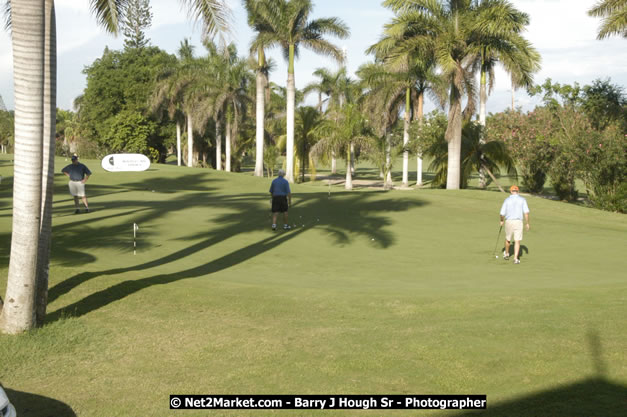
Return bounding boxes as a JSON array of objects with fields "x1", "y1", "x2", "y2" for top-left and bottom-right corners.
[
  {"x1": 211, "y1": 47, "x2": 252, "y2": 172},
  {"x1": 384, "y1": 0, "x2": 487, "y2": 190},
  {"x1": 243, "y1": 0, "x2": 271, "y2": 177},
  {"x1": 1, "y1": 0, "x2": 232, "y2": 333},
  {"x1": 294, "y1": 106, "x2": 322, "y2": 182},
  {"x1": 150, "y1": 39, "x2": 195, "y2": 166},
  {"x1": 472, "y1": 0, "x2": 540, "y2": 127},
  {"x1": 588, "y1": 0, "x2": 627, "y2": 39},
  {"x1": 427, "y1": 120, "x2": 516, "y2": 190},
  {"x1": 0, "y1": 0, "x2": 46, "y2": 334},
  {"x1": 357, "y1": 62, "x2": 400, "y2": 189},
  {"x1": 305, "y1": 66, "x2": 355, "y2": 174},
  {"x1": 303, "y1": 67, "x2": 333, "y2": 112},
  {"x1": 35, "y1": 0, "x2": 57, "y2": 325},
  {"x1": 250, "y1": 0, "x2": 349, "y2": 183},
  {"x1": 470, "y1": 0, "x2": 540, "y2": 188},
  {"x1": 312, "y1": 103, "x2": 374, "y2": 190}
]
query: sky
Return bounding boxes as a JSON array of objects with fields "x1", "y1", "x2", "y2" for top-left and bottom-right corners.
[{"x1": 0, "y1": 0, "x2": 626, "y2": 114}]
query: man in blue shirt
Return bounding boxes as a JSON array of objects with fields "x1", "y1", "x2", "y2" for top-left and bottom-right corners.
[
  {"x1": 499, "y1": 185, "x2": 530, "y2": 264},
  {"x1": 62, "y1": 155, "x2": 91, "y2": 214},
  {"x1": 269, "y1": 169, "x2": 292, "y2": 231}
]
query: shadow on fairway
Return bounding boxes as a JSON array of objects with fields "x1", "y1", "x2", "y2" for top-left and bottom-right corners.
[
  {"x1": 447, "y1": 377, "x2": 626, "y2": 417},
  {"x1": 447, "y1": 330, "x2": 627, "y2": 417},
  {"x1": 3, "y1": 387, "x2": 76, "y2": 417},
  {"x1": 502, "y1": 245, "x2": 529, "y2": 259},
  {"x1": 45, "y1": 190, "x2": 428, "y2": 321},
  {"x1": 46, "y1": 229, "x2": 306, "y2": 321}
]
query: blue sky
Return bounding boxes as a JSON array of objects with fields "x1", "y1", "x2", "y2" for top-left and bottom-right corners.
[{"x1": 0, "y1": 0, "x2": 626, "y2": 114}]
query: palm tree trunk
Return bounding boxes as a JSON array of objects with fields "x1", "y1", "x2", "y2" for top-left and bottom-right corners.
[
  {"x1": 445, "y1": 94, "x2": 463, "y2": 190},
  {"x1": 511, "y1": 80, "x2": 515, "y2": 111},
  {"x1": 35, "y1": 0, "x2": 57, "y2": 325},
  {"x1": 331, "y1": 152, "x2": 337, "y2": 174},
  {"x1": 481, "y1": 163, "x2": 506, "y2": 193},
  {"x1": 416, "y1": 92, "x2": 424, "y2": 187},
  {"x1": 176, "y1": 121, "x2": 181, "y2": 166},
  {"x1": 402, "y1": 87, "x2": 410, "y2": 187},
  {"x1": 1, "y1": 0, "x2": 45, "y2": 334},
  {"x1": 254, "y1": 47, "x2": 265, "y2": 177},
  {"x1": 187, "y1": 113, "x2": 193, "y2": 167},
  {"x1": 385, "y1": 132, "x2": 393, "y2": 189},
  {"x1": 345, "y1": 143, "x2": 353, "y2": 190},
  {"x1": 215, "y1": 118, "x2": 222, "y2": 170},
  {"x1": 479, "y1": 55, "x2": 488, "y2": 188},
  {"x1": 350, "y1": 143, "x2": 355, "y2": 175},
  {"x1": 286, "y1": 45, "x2": 296, "y2": 183},
  {"x1": 226, "y1": 115, "x2": 232, "y2": 172}
]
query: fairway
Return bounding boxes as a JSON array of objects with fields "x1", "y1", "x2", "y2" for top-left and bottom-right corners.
[{"x1": 0, "y1": 154, "x2": 626, "y2": 416}]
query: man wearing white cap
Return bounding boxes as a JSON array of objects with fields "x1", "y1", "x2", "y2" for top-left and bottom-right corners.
[{"x1": 500, "y1": 185, "x2": 530, "y2": 264}]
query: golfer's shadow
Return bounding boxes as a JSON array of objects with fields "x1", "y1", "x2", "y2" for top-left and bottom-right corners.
[{"x1": 502, "y1": 245, "x2": 529, "y2": 259}]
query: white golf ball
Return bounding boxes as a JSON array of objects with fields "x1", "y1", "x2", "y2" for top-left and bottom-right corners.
[{"x1": 495, "y1": 255, "x2": 499, "y2": 259}]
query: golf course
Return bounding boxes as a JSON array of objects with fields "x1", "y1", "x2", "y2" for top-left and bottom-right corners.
[{"x1": 0, "y1": 153, "x2": 625, "y2": 416}]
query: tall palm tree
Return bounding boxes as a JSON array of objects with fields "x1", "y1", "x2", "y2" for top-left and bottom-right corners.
[
  {"x1": 2, "y1": 0, "x2": 232, "y2": 333},
  {"x1": 250, "y1": 0, "x2": 349, "y2": 183},
  {"x1": 243, "y1": 0, "x2": 271, "y2": 177},
  {"x1": 472, "y1": 0, "x2": 540, "y2": 127},
  {"x1": 303, "y1": 67, "x2": 333, "y2": 112},
  {"x1": 312, "y1": 103, "x2": 373, "y2": 190},
  {"x1": 150, "y1": 39, "x2": 196, "y2": 166},
  {"x1": 1, "y1": 0, "x2": 45, "y2": 334},
  {"x1": 209, "y1": 46, "x2": 253, "y2": 172},
  {"x1": 367, "y1": 31, "x2": 442, "y2": 188},
  {"x1": 469, "y1": 0, "x2": 540, "y2": 188},
  {"x1": 294, "y1": 106, "x2": 321, "y2": 182},
  {"x1": 384, "y1": 0, "x2": 487, "y2": 190},
  {"x1": 35, "y1": 0, "x2": 57, "y2": 325},
  {"x1": 305, "y1": 66, "x2": 355, "y2": 174},
  {"x1": 588, "y1": 0, "x2": 627, "y2": 39}
]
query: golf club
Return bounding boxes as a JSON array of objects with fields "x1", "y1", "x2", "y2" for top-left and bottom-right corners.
[{"x1": 492, "y1": 225, "x2": 503, "y2": 258}]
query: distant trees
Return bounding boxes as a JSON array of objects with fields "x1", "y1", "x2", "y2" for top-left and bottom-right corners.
[
  {"x1": 76, "y1": 46, "x2": 177, "y2": 161},
  {"x1": 121, "y1": 0, "x2": 153, "y2": 49},
  {"x1": 250, "y1": 0, "x2": 349, "y2": 183},
  {"x1": 0, "y1": 110, "x2": 13, "y2": 153},
  {"x1": 487, "y1": 79, "x2": 626, "y2": 212}
]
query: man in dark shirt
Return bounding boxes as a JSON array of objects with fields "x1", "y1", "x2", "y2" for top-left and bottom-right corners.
[
  {"x1": 62, "y1": 155, "x2": 91, "y2": 214},
  {"x1": 269, "y1": 169, "x2": 292, "y2": 230}
]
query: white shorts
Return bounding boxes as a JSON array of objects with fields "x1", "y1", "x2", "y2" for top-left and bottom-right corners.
[
  {"x1": 505, "y1": 220, "x2": 523, "y2": 242},
  {"x1": 69, "y1": 180, "x2": 86, "y2": 197}
]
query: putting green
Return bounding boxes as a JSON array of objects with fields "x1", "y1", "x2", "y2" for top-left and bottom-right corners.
[{"x1": 0, "y1": 154, "x2": 625, "y2": 416}]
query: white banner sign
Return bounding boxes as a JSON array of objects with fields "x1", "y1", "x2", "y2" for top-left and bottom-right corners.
[{"x1": 101, "y1": 153, "x2": 151, "y2": 172}]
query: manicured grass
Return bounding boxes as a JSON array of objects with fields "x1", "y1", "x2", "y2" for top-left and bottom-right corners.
[{"x1": 0, "y1": 153, "x2": 625, "y2": 416}]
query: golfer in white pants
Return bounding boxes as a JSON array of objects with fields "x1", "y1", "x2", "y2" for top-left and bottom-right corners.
[{"x1": 500, "y1": 185, "x2": 530, "y2": 264}]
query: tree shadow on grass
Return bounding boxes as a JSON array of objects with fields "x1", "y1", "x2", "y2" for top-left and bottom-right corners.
[
  {"x1": 46, "y1": 229, "x2": 305, "y2": 322},
  {"x1": 446, "y1": 331, "x2": 626, "y2": 417},
  {"x1": 447, "y1": 378, "x2": 626, "y2": 417},
  {"x1": 3, "y1": 387, "x2": 76, "y2": 417},
  {"x1": 45, "y1": 190, "x2": 428, "y2": 321}
]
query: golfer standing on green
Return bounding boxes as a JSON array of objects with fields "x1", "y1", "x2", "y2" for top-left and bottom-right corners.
[
  {"x1": 500, "y1": 185, "x2": 530, "y2": 264},
  {"x1": 269, "y1": 169, "x2": 292, "y2": 231},
  {"x1": 62, "y1": 155, "x2": 91, "y2": 214}
]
